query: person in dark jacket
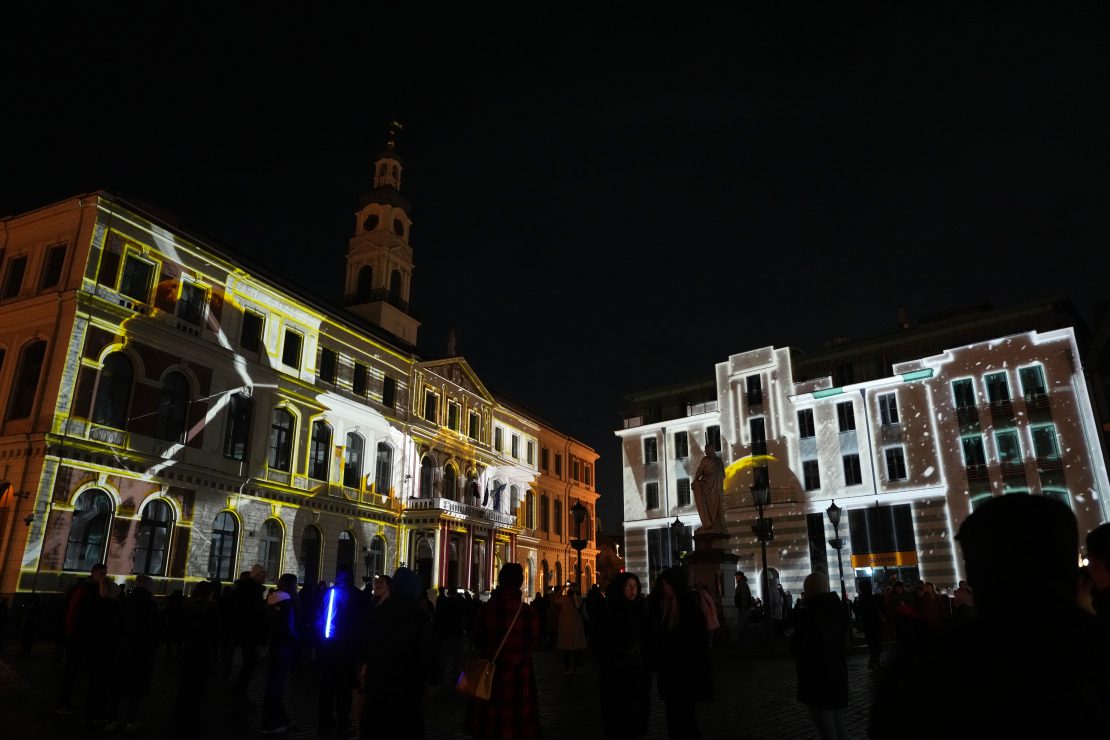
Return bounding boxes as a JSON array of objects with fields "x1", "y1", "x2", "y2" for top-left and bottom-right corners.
[
  {"x1": 733, "y1": 573, "x2": 752, "y2": 647},
  {"x1": 173, "y1": 581, "x2": 222, "y2": 728},
  {"x1": 261, "y1": 574, "x2": 300, "y2": 734},
  {"x1": 434, "y1": 586, "x2": 466, "y2": 683},
  {"x1": 790, "y1": 572, "x2": 850, "y2": 740},
  {"x1": 316, "y1": 565, "x2": 363, "y2": 736},
  {"x1": 530, "y1": 591, "x2": 549, "y2": 643},
  {"x1": 55, "y1": 563, "x2": 106, "y2": 714},
  {"x1": 86, "y1": 578, "x2": 124, "y2": 725},
  {"x1": 857, "y1": 579, "x2": 885, "y2": 671},
  {"x1": 599, "y1": 573, "x2": 652, "y2": 740},
  {"x1": 110, "y1": 574, "x2": 161, "y2": 731},
  {"x1": 651, "y1": 568, "x2": 711, "y2": 740},
  {"x1": 358, "y1": 568, "x2": 439, "y2": 740},
  {"x1": 585, "y1": 583, "x2": 605, "y2": 647},
  {"x1": 1087, "y1": 522, "x2": 1110, "y2": 622},
  {"x1": 163, "y1": 588, "x2": 185, "y2": 656},
  {"x1": 229, "y1": 564, "x2": 268, "y2": 707}
]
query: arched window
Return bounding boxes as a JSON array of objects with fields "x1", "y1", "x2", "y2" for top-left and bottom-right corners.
[
  {"x1": 337, "y1": 530, "x2": 356, "y2": 572},
  {"x1": 541, "y1": 559, "x2": 550, "y2": 589},
  {"x1": 420, "y1": 456, "x2": 434, "y2": 498},
  {"x1": 298, "y1": 526, "x2": 321, "y2": 584},
  {"x1": 555, "y1": 561, "x2": 562, "y2": 588},
  {"x1": 269, "y1": 408, "x2": 294, "y2": 472},
  {"x1": 309, "y1": 420, "x2": 332, "y2": 481},
  {"x1": 356, "y1": 265, "x2": 373, "y2": 301},
  {"x1": 344, "y1": 432, "x2": 364, "y2": 488},
  {"x1": 525, "y1": 490, "x2": 535, "y2": 529},
  {"x1": 92, "y1": 352, "x2": 133, "y2": 429},
  {"x1": 585, "y1": 565, "x2": 593, "y2": 589},
  {"x1": 540, "y1": 494, "x2": 549, "y2": 533},
  {"x1": 554, "y1": 499, "x2": 563, "y2": 536},
  {"x1": 510, "y1": 485, "x2": 520, "y2": 517},
  {"x1": 444, "y1": 465, "x2": 458, "y2": 502},
  {"x1": 367, "y1": 535, "x2": 386, "y2": 579},
  {"x1": 392, "y1": 165, "x2": 399, "y2": 179},
  {"x1": 379, "y1": 163, "x2": 386, "y2": 176},
  {"x1": 6, "y1": 340, "x2": 47, "y2": 420},
  {"x1": 259, "y1": 519, "x2": 283, "y2": 577},
  {"x1": 154, "y1": 371, "x2": 190, "y2": 442},
  {"x1": 524, "y1": 558, "x2": 533, "y2": 597},
  {"x1": 466, "y1": 469, "x2": 477, "y2": 500},
  {"x1": 389, "y1": 269, "x2": 402, "y2": 302},
  {"x1": 64, "y1": 489, "x2": 112, "y2": 571},
  {"x1": 208, "y1": 511, "x2": 238, "y2": 580},
  {"x1": 374, "y1": 443, "x2": 393, "y2": 497},
  {"x1": 133, "y1": 498, "x2": 172, "y2": 576}
]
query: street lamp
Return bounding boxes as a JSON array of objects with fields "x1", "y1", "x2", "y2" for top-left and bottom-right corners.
[
  {"x1": 750, "y1": 484, "x2": 775, "y2": 645},
  {"x1": 570, "y1": 498, "x2": 588, "y2": 590},
  {"x1": 826, "y1": 500, "x2": 847, "y2": 602},
  {"x1": 669, "y1": 517, "x2": 684, "y2": 566}
]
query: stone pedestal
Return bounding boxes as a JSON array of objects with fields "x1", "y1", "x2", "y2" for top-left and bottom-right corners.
[{"x1": 685, "y1": 532, "x2": 740, "y2": 637}]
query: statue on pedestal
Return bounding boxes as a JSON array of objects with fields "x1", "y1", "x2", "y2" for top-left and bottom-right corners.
[{"x1": 692, "y1": 442, "x2": 727, "y2": 536}]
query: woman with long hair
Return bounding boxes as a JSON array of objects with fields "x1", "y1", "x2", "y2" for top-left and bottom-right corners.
[{"x1": 599, "y1": 572, "x2": 653, "y2": 739}]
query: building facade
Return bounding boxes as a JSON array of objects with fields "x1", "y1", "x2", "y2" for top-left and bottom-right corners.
[
  {"x1": 0, "y1": 146, "x2": 600, "y2": 605},
  {"x1": 617, "y1": 324, "x2": 1110, "y2": 599}
]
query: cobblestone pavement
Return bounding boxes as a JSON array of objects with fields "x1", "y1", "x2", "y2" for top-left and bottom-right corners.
[{"x1": 0, "y1": 639, "x2": 878, "y2": 739}]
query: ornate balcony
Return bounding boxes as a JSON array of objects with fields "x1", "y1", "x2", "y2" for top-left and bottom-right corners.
[{"x1": 405, "y1": 496, "x2": 516, "y2": 527}]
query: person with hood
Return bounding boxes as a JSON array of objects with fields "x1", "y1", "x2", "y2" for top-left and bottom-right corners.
[
  {"x1": 358, "y1": 568, "x2": 439, "y2": 739},
  {"x1": 229, "y1": 564, "x2": 268, "y2": 708},
  {"x1": 316, "y1": 565, "x2": 363, "y2": 737},
  {"x1": 857, "y1": 580, "x2": 885, "y2": 671},
  {"x1": 558, "y1": 582, "x2": 587, "y2": 674},
  {"x1": 261, "y1": 574, "x2": 300, "y2": 734},
  {"x1": 599, "y1": 573, "x2": 652, "y2": 740},
  {"x1": 464, "y1": 563, "x2": 541, "y2": 740},
  {"x1": 173, "y1": 581, "x2": 222, "y2": 728},
  {"x1": 56, "y1": 562, "x2": 106, "y2": 715},
  {"x1": 651, "y1": 567, "x2": 711, "y2": 740},
  {"x1": 790, "y1": 573, "x2": 850, "y2": 740},
  {"x1": 111, "y1": 574, "x2": 161, "y2": 731}
]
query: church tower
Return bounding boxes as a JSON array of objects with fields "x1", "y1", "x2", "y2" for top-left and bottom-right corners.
[{"x1": 344, "y1": 124, "x2": 421, "y2": 345}]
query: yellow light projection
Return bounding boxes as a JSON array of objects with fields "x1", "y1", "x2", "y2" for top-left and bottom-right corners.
[{"x1": 723, "y1": 455, "x2": 776, "y2": 493}]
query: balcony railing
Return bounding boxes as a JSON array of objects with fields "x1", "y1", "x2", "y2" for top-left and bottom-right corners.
[
  {"x1": 1024, "y1": 392, "x2": 1051, "y2": 411},
  {"x1": 954, "y1": 405, "x2": 980, "y2": 424},
  {"x1": 747, "y1": 389, "x2": 763, "y2": 407},
  {"x1": 1035, "y1": 455, "x2": 1064, "y2": 472},
  {"x1": 999, "y1": 459, "x2": 1027, "y2": 477},
  {"x1": 340, "y1": 288, "x2": 421, "y2": 320},
  {"x1": 405, "y1": 496, "x2": 516, "y2": 527},
  {"x1": 988, "y1": 398, "x2": 1014, "y2": 417},
  {"x1": 964, "y1": 464, "x2": 990, "y2": 481},
  {"x1": 724, "y1": 486, "x2": 797, "y2": 509}
]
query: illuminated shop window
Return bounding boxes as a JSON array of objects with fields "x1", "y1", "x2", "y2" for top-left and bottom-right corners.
[
  {"x1": 803, "y1": 460, "x2": 821, "y2": 491},
  {"x1": 344, "y1": 432, "x2": 364, "y2": 488},
  {"x1": 420, "y1": 456, "x2": 434, "y2": 498},
  {"x1": 985, "y1": 373, "x2": 1010, "y2": 402},
  {"x1": 319, "y1": 348, "x2": 339, "y2": 384},
  {"x1": 674, "y1": 431, "x2": 689, "y2": 459},
  {"x1": 177, "y1": 282, "x2": 207, "y2": 326},
  {"x1": 367, "y1": 536, "x2": 386, "y2": 578},
  {"x1": 512, "y1": 434, "x2": 520, "y2": 459},
  {"x1": 540, "y1": 494, "x2": 550, "y2": 532},
  {"x1": 269, "y1": 408, "x2": 295, "y2": 472},
  {"x1": 677, "y1": 478, "x2": 691, "y2": 506},
  {"x1": 382, "y1": 376, "x2": 396, "y2": 408},
  {"x1": 885, "y1": 447, "x2": 907, "y2": 481},
  {"x1": 6, "y1": 340, "x2": 46, "y2": 421},
  {"x1": 309, "y1": 420, "x2": 332, "y2": 481},
  {"x1": 63, "y1": 489, "x2": 112, "y2": 571},
  {"x1": 878, "y1": 394, "x2": 899, "y2": 426},
  {"x1": 298, "y1": 526, "x2": 321, "y2": 585},
  {"x1": 353, "y1": 363, "x2": 369, "y2": 396},
  {"x1": 240, "y1": 311, "x2": 264, "y2": 353},
  {"x1": 837, "y1": 402, "x2": 856, "y2": 432},
  {"x1": 259, "y1": 519, "x2": 283, "y2": 577},
  {"x1": 337, "y1": 530, "x2": 356, "y2": 572},
  {"x1": 208, "y1": 511, "x2": 238, "y2": 580},
  {"x1": 282, "y1": 329, "x2": 303, "y2": 369},
  {"x1": 118, "y1": 255, "x2": 154, "y2": 303},
  {"x1": 222, "y1": 393, "x2": 253, "y2": 460},
  {"x1": 444, "y1": 464, "x2": 458, "y2": 501},
  {"x1": 154, "y1": 372, "x2": 190, "y2": 442},
  {"x1": 645, "y1": 482, "x2": 660, "y2": 510},
  {"x1": 554, "y1": 499, "x2": 563, "y2": 535},
  {"x1": 527, "y1": 441, "x2": 535, "y2": 465},
  {"x1": 40, "y1": 244, "x2": 66, "y2": 289},
  {"x1": 798, "y1": 409, "x2": 816, "y2": 439},
  {"x1": 643, "y1": 438, "x2": 658, "y2": 464},
  {"x1": 91, "y1": 352, "x2": 133, "y2": 430},
  {"x1": 843, "y1": 454, "x2": 863, "y2": 486},
  {"x1": 952, "y1": 379, "x2": 975, "y2": 408},
  {"x1": 374, "y1": 443, "x2": 393, "y2": 496},
  {"x1": 2, "y1": 255, "x2": 27, "y2": 300},
  {"x1": 1019, "y1": 366, "x2": 1046, "y2": 397},
  {"x1": 133, "y1": 498, "x2": 172, "y2": 576}
]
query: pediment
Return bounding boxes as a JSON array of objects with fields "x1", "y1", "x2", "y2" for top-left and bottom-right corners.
[{"x1": 422, "y1": 359, "x2": 493, "y2": 401}]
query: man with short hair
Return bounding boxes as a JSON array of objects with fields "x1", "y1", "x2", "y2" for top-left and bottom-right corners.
[
  {"x1": 1087, "y1": 522, "x2": 1110, "y2": 622},
  {"x1": 315, "y1": 565, "x2": 363, "y2": 737},
  {"x1": 56, "y1": 563, "x2": 107, "y2": 714}
]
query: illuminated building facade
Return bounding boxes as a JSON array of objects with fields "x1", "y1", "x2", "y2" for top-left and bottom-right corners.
[
  {"x1": 0, "y1": 147, "x2": 601, "y2": 603},
  {"x1": 618, "y1": 313, "x2": 1110, "y2": 599}
]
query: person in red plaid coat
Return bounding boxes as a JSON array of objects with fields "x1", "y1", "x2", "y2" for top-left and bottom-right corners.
[{"x1": 465, "y1": 563, "x2": 541, "y2": 740}]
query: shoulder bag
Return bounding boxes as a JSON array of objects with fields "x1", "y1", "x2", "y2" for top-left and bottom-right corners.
[{"x1": 456, "y1": 601, "x2": 523, "y2": 701}]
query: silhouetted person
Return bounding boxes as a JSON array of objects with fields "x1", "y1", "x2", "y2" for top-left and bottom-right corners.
[
  {"x1": 857, "y1": 580, "x2": 884, "y2": 671},
  {"x1": 434, "y1": 586, "x2": 466, "y2": 682},
  {"x1": 261, "y1": 574, "x2": 299, "y2": 734},
  {"x1": 0, "y1": 597, "x2": 9, "y2": 651},
  {"x1": 733, "y1": 573, "x2": 752, "y2": 646},
  {"x1": 316, "y1": 565, "x2": 362, "y2": 736},
  {"x1": 163, "y1": 588, "x2": 185, "y2": 656},
  {"x1": 651, "y1": 568, "x2": 711, "y2": 740},
  {"x1": 112, "y1": 574, "x2": 160, "y2": 730},
  {"x1": 585, "y1": 583, "x2": 605, "y2": 646},
  {"x1": 1087, "y1": 522, "x2": 1110, "y2": 622},
  {"x1": 791, "y1": 573, "x2": 850, "y2": 740},
  {"x1": 56, "y1": 562, "x2": 106, "y2": 714},
  {"x1": 229, "y1": 565, "x2": 268, "y2": 708},
  {"x1": 599, "y1": 573, "x2": 652, "y2": 740},
  {"x1": 871, "y1": 495, "x2": 1110, "y2": 739},
  {"x1": 86, "y1": 578, "x2": 123, "y2": 725},
  {"x1": 20, "y1": 594, "x2": 43, "y2": 654},
  {"x1": 173, "y1": 581, "x2": 221, "y2": 728}
]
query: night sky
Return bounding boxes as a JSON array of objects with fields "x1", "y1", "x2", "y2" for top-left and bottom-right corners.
[{"x1": 5, "y1": 6, "x2": 1107, "y2": 529}]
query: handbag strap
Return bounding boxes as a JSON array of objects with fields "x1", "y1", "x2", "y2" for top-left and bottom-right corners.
[{"x1": 490, "y1": 601, "x2": 524, "y2": 665}]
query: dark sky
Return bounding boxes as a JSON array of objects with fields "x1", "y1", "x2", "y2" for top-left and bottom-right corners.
[{"x1": 5, "y1": 5, "x2": 1107, "y2": 529}]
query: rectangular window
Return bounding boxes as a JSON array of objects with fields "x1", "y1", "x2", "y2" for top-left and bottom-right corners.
[
  {"x1": 118, "y1": 255, "x2": 154, "y2": 303},
  {"x1": 644, "y1": 437, "x2": 658, "y2": 463},
  {"x1": 843, "y1": 454, "x2": 862, "y2": 486},
  {"x1": 952, "y1": 379, "x2": 975, "y2": 408},
  {"x1": 677, "y1": 478, "x2": 691, "y2": 506},
  {"x1": 555, "y1": 454, "x2": 562, "y2": 476},
  {"x1": 281, "y1": 330, "x2": 302, "y2": 369},
  {"x1": 319, "y1": 348, "x2": 338, "y2": 384},
  {"x1": 962, "y1": 436, "x2": 986, "y2": 466},
  {"x1": 885, "y1": 447, "x2": 907, "y2": 480},
  {"x1": 469, "y1": 412, "x2": 481, "y2": 440},
  {"x1": 353, "y1": 363, "x2": 369, "y2": 396},
  {"x1": 382, "y1": 376, "x2": 396, "y2": 408},
  {"x1": 674, "y1": 431, "x2": 689, "y2": 459},
  {"x1": 996, "y1": 431, "x2": 1021, "y2": 461},
  {"x1": 494, "y1": 426, "x2": 503, "y2": 452},
  {"x1": 879, "y1": 393, "x2": 899, "y2": 425},
  {"x1": 837, "y1": 401, "x2": 856, "y2": 432},
  {"x1": 425, "y1": 390, "x2": 438, "y2": 423},
  {"x1": 749, "y1": 418, "x2": 766, "y2": 443},
  {"x1": 222, "y1": 393, "x2": 253, "y2": 460},
  {"x1": 177, "y1": 282, "x2": 207, "y2": 325},
  {"x1": 746, "y1": 374, "x2": 763, "y2": 405},
  {"x1": 1019, "y1": 366, "x2": 1046, "y2": 397},
  {"x1": 798, "y1": 409, "x2": 815, "y2": 438},
  {"x1": 571, "y1": 460, "x2": 579, "y2": 481},
  {"x1": 803, "y1": 460, "x2": 821, "y2": 491},
  {"x1": 40, "y1": 245, "x2": 66, "y2": 289},
  {"x1": 646, "y1": 481, "x2": 660, "y2": 509},
  {"x1": 448, "y1": 403, "x2": 460, "y2": 431},
  {"x1": 706, "y1": 425, "x2": 721, "y2": 453},
  {"x1": 1032, "y1": 426, "x2": 1059, "y2": 457},
  {"x1": 584, "y1": 464, "x2": 591, "y2": 486},
  {"x1": 541, "y1": 448, "x2": 550, "y2": 471},
  {"x1": 240, "y1": 311, "x2": 263, "y2": 353},
  {"x1": 985, "y1": 372, "x2": 1010, "y2": 402},
  {"x1": 527, "y1": 441, "x2": 535, "y2": 465},
  {"x1": 753, "y1": 464, "x2": 769, "y2": 490},
  {"x1": 511, "y1": 434, "x2": 520, "y2": 458},
  {"x1": 2, "y1": 255, "x2": 27, "y2": 300}
]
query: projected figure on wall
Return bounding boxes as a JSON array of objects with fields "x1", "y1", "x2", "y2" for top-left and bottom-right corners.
[{"x1": 692, "y1": 443, "x2": 727, "y2": 535}]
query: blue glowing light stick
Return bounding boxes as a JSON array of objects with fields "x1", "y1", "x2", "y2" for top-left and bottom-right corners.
[{"x1": 325, "y1": 588, "x2": 337, "y2": 639}]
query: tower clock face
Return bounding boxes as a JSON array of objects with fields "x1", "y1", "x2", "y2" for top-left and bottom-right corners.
[
  {"x1": 363, "y1": 214, "x2": 379, "y2": 231},
  {"x1": 393, "y1": 219, "x2": 405, "y2": 237}
]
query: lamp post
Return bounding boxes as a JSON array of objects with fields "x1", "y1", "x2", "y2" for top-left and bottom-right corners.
[
  {"x1": 826, "y1": 500, "x2": 848, "y2": 602},
  {"x1": 750, "y1": 484, "x2": 775, "y2": 645},
  {"x1": 669, "y1": 516, "x2": 685, "y2": 567},
  {"x1": 570, "y1": 498, "x2": 588, "y2": 591}
]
